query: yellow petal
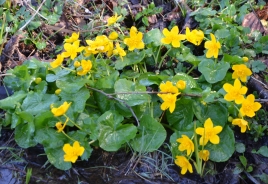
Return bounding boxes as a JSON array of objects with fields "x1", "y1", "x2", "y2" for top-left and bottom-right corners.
[{"x1": 210, "y1": 135, "x2": 220, "y2": 144}]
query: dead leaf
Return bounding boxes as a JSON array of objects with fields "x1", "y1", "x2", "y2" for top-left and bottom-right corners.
[{"x1": 242, "y1": 12, "x2": 265, "y2": 34}]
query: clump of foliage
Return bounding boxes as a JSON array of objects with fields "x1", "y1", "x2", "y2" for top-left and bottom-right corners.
[{"x1": 0, "y1": 1, "x2": 267, "y2": 177}]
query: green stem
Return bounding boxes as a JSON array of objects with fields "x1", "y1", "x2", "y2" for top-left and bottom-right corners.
[
  {"x1": 158, "y1": 47, "x2": 172, "y2": 69},
  {"x1": 62, "y1": 131, "x2": 76, "y2": 142},
  {"x1": 186, "y1": 65, "x2": 196, "y2": 75},
  {"x1": 155, "y1": 45, "x2": 162, "y2": 65},
  {"x1": 61, "y1": 66, "x2": 76, "y2": 72},
  {"x1": 161, "y1": 122, "x2": 176, "y2": 132},
  {"x1": 63, "y1": 114, "x2": 82, "y2": 130},
  {"x1": 193, "y1": 122, "x2": 202, "y2": 176}
]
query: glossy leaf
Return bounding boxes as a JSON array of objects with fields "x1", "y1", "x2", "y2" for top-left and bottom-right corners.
[
  {"x1": 115, "y1": 50, "x2": 145, "y2": 70},
  {"x1": 15, "y1": 122, "x2": 37, "y2": 148},
  {"x1": 114, "y1": 79, "x2": 151, "y2": 106},
  {"x1": 0, "y1": 91, "x2": 26, "y2": 109},
  {"x1": 98, "y1": 111, "x2": 137, "y2": 151},
  {"x1": 144, "y1": 29, "x2": 162, "y2": 46},
  {"x1": 130, "y1": 115, "x2": 166, "y2": 152},
  {"x1": 198, "y1": 59, "x2": 230, "y2": 83},
  {"x1": 205, "y1": 125, "x2": 235, "y2": 162},
  {"x1": 21, "y1": 92, "x2": 58, "y2": 116},
  {"x1": 166, "y1": 98, "x2": 194, "y2": 131}
]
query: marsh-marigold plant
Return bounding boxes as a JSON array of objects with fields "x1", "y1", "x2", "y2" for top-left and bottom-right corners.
[
  {"x1": 232, "y1": 64, "x2": 252, "y2": 82},
  {"x1": 239, "y1": 94, "x2": 261, "y2": 117},
  {"x1": 124, "y1": 26, "x2": 144, "y2": 51},
  {"x1": 51, "y1": 102, "x2": 71, "y2": 117},
  {"x1": 196, "y1": 118, "x2": 222, "y2": 146},
  {"x1": 161, "y1": 26, "x2": 186, "y2": 48},
  {"x1": 63, "y1": 141, "x2": 85, "y2": 163},
  {"x1": 177, "y1": 135, "x2": 194, "y2": 156},
  {"x1": 185, "y1": 27, "x2": 204, "y2": 46},
  {"x1": 232, "y1": 118, "x2": 250, "y2": 133},
  {"x1": 204, "y1": 33, "x2": 221, "y2": 58},
  {"x1": 175, "y1": 156, "x2": 193, "y2": 175},
  {"x1": 223, "y1": 79, "x2": 247, "y2": 104}
]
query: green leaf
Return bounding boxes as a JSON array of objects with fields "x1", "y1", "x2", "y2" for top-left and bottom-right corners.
[
  {"x1": 252, "y1": 60, "x2": 267, "y2": 73},
  {"x1": 17, "y1": 111, "x2": 34, "y2": 123},
  {"x1": 206, "y1": 125, "x2": 235, "y2": 162},
  {"x1": 93, "y1": 88, "x2": 115, "y2": 113},
  {"x1": 198, "y1": 59, "x2": 230, "y2": 83},
  {"x1": 35, "y1": 127, "x2": 66, "y2": 148},
  {"x1": 59, "y1": 87, "x2": 90, "y2": 113},
  {"x1": 0, "y1": 91, "x2": 27, "y2": 109},
  {"x1": 21, "y1": 92, "x2": 58, "y2": 116},
  {"x1": 95, "y1": 71, "x2": 119, "y2": 89},
  {"x1": 45, "y1": 147, "x2": 71, "y2": 170},
  {"x1": 166, "y1": 98, "x2": 194, "y2": 131},
  {"x1": 144, "y1": 29, "x2": 163, "y2": 46},
  {"x1": 255, "y1": 173, "x2": 268, "y2": 184},
  {"x1": 256, "y1": 146, "x2": 268, "y2": 157},
  {"x1": 98, "y1": 111, "x2": 137, "y2": 151},
  {"x1": 56, "y1": 76, "x2": 88, "y2": 93},
  {"x1": 222, "y1": 54, "x2": 243, "y2": 65},
  {"x1": 130, "y1": 115, "x2": 166, "y2": 152},
  {"x1": 15, "y1": 122, "x2": 37, "y2": 148},
  {"x1": 115, "y1": 50, "x2": 145, "y2": 70},
  {"x1": 142, "y1": 17, "x2": 149, "y2": 26},
  {"x1": 172, "y1": 72, "x2": 198, "y2": 91},
  {"x1": 239, "y1": 155, "x2": 247, "y2": 168},
  {"x1": 235, "y1": 142, "x2": 245, "y2": 153},
  {"x1": 114, "y1": 79, "x2": 151, "y2": 106},
  {"x1": 193, "y1": 101, "x2": 228, "y2": 127},
  {"x1": 46, "y1": 69, "x2": 70, "y2": 82},
  {"x1": 215, "y1": 28, "x2": 230, "y2": 39},
  {"x1": 36, "y1": 42, "x2": 46, "y2": 50}
]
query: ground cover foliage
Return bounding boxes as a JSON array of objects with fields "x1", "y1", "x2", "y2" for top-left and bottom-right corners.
[{"x1": 0, "y1": 0, "x2": 268, "y2": 183}]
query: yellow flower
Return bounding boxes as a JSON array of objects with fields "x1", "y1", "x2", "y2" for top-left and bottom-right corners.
[
  {"x1": 62, "y1": 40, "x2": 85, "y2": 60},
  {"x1": 223, "y1": 79, "x2": 247, "y2": 104},
  {"x1": 50, "y1": 54, "x2": 64, "y2": 68},
  {"x1": 232, "y1": 118, "x2": 250, "y2": 133},
  {"x1": 51, "y1": 102, "x2": 71, "y2": 117},
  {"x1": 195, "y1": 118, "x2": 223, "y2": 146},
  {"x1": 65, "y1": 32, "x2": 79, "y2": 43},
  {"x1": 77, "y1": 60, "x2": 92, "y2": 76},
  {"x1": 185, "y1": 27, "x2": 204, "y2": 46},
  {"x1": 158, "y1": 93, "x2": 179, "y2": 113},
  {"x1": 157, "y1": 81, "x2": 180, "y2": 113},
  {"x1": 113, "y1": 43, "x2": 126, "y2": 60},
  {"x1": 85, "y1": 35, "x2": 113, "y2": 56},
  {"x1": 63, "y1": 141, "x2": 85, "y2": 163},
  {"x1": 232, "y1": 64, "x2": 252, "y2": 82},
  {"x1": 55, "y1": 89, "x2": 61, "y2": 95},
  {"x1": 176, "y1": 80, "x2": 186, "y2": 90},
  {"x1": 74, "y1": 61, "x2": 81, "y2": 68},
  {"x1": 109, "y1": 31, "x2": 119, "y2": 40},
  {"x1": 176, "y1": 135, "x2": 194, "y2": 156},
  {"x1": 240, "y1": 94, "x2": 261, "y2": 117},
  {"x1": 55, "y1": 118, "x2": 69, "y2": 133},
  {"x1": 159, "y1": 81, "x2": 179, "y2": 94},
  {"x1": 204, "y1": 33, "x2": 221, "y2": 58},
  {"x1": 175, "y1": 156, "x2": 193, "y2": 175},
  {"x1": 124, "y1": 26, "x2": 145, "y2": 51},
  {"x1": 242, "y1": 57, "x2": 249, "y2": 62},
  {"x1": 107, "y1": 13, "x2": 122, "y2": 26},
  {"x1": 161, "y1": 26, "x2": 186, "y2": 48},
  {"x1": 198, "y1": 150, "x2": 210, "y2": 161}
]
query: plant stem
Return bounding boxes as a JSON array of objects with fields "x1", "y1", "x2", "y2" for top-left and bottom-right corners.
[
  {"x1": 63, "y1": 114, "x2": 82, "y2": 130},
  {"x1": 186, "y1": 65, "x2": 196, "y2": 75},
  {"x1": 193, "y1": 122, "x2": 202, "y2": 176},
  {"x1": 62, "y1": 131, "x2": 76, "y2": 142},
  {"x1": 158, "y1": 47, "x2": 172, "y2": 69}
]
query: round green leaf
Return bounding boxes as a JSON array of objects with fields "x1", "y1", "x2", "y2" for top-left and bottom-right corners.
[
  {"x1": 166, "y1": 98, "x2": 194, "y2": 131},
  {"x1": 130, "y1": 115, "x2": 166, "y2": 153},
  {"x1": 205, "y1": 125, "x2": 235, "y2": 162},
  {"x1": 98, "y1": 111, "x2": 137, "y2": 151},
  {"x1": 198, "y1": 59, "x2": 230, "y2": 83},
  {"x1": 235, "y1": 142, "x2": 245, "y2": 153}
]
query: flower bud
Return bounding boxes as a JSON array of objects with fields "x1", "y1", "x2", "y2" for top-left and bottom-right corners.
[
  {"x1": 55, "y1": 89, "x2": 61, "y2": 95},
  {"x1": 242, "y1": 57, "x2": 249, "y2": 62},
  {"x1": 74, "y1": 61, "x2": 81, "y2": 68},
  {"x1": 34, "y1": 77, "x2": 42, "y2": 84}
]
